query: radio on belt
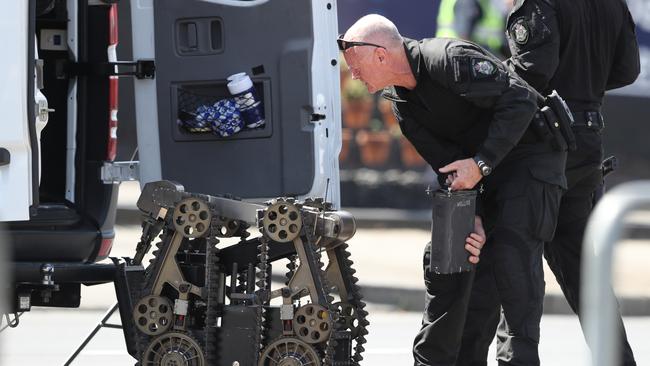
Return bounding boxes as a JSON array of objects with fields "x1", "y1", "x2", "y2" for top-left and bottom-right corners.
[{"x1": 429, "y1": 189, "x2": 477, "y2": 274}]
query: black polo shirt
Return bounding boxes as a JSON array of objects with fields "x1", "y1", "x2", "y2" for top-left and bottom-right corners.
[
  {"x1": 387, "y1": 37, "x2": 566, "y2": 187},
  {"x1": 505, "y1": 0, "x2": 640, "y2": 111}
]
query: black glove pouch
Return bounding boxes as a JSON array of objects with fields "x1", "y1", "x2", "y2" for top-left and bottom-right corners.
[
  {"x1": 545, "y1": 90, "x2": 577, "y2": 151},
  {"x1": 429, "y1": 189, "x2": 477, "y2": 274}
]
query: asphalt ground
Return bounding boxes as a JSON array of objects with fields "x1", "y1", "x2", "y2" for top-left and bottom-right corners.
[{"x1": 1, "y1": 308, "x2": 649, "y2": 366}]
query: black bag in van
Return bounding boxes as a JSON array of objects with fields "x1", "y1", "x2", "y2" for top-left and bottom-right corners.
[{"x1": 429, "y1": 189, "x2": 477, "y2": 274}]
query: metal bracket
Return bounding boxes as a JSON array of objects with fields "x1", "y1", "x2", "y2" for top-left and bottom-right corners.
[
  {"x1": 1, "y1": 313, "x2": 23, "y2": 332},
  {"x1": 310, "y1": 113, "x2": 326, "y2": 122},
  {"x1": 0, "y1": 148, "x2": 10, "y2": 167},
  {"x1": 63, "y1": 303, "x2": 121, "y2": 366},
  {"x1": 35, "y1": 59, "x2": 44, "y2": 89},
  {"x1": 109, "y1": 60, "x2": 155, "y2": 79},
  {"x1": 101, "y1": 161, "x2": 139, "y2": 184},
  {"x1": 56, "y1": 59, "x2": 155, "y2": 79},
  {"x1": 602, "y1": 155, "x2": 618, "y2": 178},
  {"x1": 303, "y1": 209, "x2": 356, "y2": 243}
]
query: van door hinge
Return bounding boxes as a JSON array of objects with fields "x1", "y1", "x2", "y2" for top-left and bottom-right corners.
[
  {"x1": 56, "y1": 60, "x2": 155, "y2": 79},
  {"x1": 310, "y1": 113, "x2": 326, "y2": 122},
  {"x1": 0, "y1": 148, "x2": 10, "y2": 167},
  {"x1": 101, "y1": 161, "x2": 139, "y2": 184}
]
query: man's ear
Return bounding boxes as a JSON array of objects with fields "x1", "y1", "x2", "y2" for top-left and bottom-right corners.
[{"x1": 375, "y1": 47, "x2": 387, "y2": 64}]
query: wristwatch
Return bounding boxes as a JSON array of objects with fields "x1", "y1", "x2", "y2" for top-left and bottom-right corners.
[{"x1": 473, "y1": 156, "x2": 492, "y2": 177}]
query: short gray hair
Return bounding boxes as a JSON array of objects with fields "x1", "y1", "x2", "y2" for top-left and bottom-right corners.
[{"x1": 346, "y1": 14, "x2": 403, "y2": 50}]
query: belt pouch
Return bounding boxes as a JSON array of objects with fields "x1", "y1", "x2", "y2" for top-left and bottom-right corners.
[
  {"x1": 430, "y1": 189, "x2": 477, "y2": 274},
  {"x1": 541, "y1": 106, "x2": 568, "y2": 151}
]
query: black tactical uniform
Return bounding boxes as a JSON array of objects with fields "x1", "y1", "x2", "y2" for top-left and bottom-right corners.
[
  {"x1": 387, "y1": 38, "x2": 566, "y2": 366},
  {"x1": 458, "y1": 0, "x2": 641, "y2": 365}
]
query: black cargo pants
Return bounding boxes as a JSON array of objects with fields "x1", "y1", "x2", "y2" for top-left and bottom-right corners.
[
  {"x1": 455, "y1": 129, "x2": 636, "y2": 366},
  {"x1": 544, "y1": 129, "x2": 636, "y2": 366},
  {"x1": 413, "y1": 251, "x2": 475, "y2": 366},
  {"x1": 413, "y1": 160, "x2": 563, "y2": 366}
]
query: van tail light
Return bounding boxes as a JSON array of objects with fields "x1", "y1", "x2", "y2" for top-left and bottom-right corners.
[
  {"x1": 106, "y1": 4, "x2": 119, "y2": 162},
  {"x1": 98, "y1": 237, "x2": 114, "y2": 258}
]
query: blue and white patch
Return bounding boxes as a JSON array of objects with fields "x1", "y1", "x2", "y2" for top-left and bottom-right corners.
[
  {"x1": 511, "y1": 19, "x2": 529, "y2": 45},
  {"x1": 469, "y1": 58, "x2": 498, "y2": 80},
  {"x1": 473, "y1": 60, "x2": 496, "y2": 76}
]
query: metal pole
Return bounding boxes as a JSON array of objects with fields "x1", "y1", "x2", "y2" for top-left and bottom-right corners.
[
  {"x1": 63, "y1": 302, "x2": 120, "y2": 366},
  {"x1": 581, "y1": 181, "x2": 650, "y2": 366}
]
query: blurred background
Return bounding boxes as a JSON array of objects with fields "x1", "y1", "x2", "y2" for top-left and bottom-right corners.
[
  {"x1": 113, "y1": 0, "x2": 650, "y2": 210},
  {"x1": 335, "y1": 0, "x2": 650, "y2": 209}
]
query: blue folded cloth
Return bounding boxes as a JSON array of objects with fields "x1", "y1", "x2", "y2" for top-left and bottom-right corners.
[
  {"x1": 179, "y1": 105, "x2": 212, "y2": 132},
  {"x1": 210, "y1": 98, "x2": 243, "y2": 137},
  {"x1": 180, "y1": 97, "x2": 246, "y2": 137}
]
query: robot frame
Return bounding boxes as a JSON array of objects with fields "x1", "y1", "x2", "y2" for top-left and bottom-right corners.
[{"x1": 115, "y1": 180, "x2": 369, "y2": 366}]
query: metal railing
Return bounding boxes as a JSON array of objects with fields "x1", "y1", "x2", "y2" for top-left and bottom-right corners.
[{"x1": 581, "y1": 181, "x2": 650, "y2": 366}]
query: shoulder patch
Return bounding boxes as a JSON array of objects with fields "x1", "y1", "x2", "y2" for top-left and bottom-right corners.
[
  {"x1": 510, "y1": 18, "x2": 530, "y2": 45},
  {"x1": 444, "y1": 45, "x2": 508, "y2": 98},
  {"x1": 471, "y1": 59, "x2": 497, "y2": 78}
]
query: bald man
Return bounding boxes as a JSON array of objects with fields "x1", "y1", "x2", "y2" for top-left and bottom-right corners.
[{"x1": 339, "y1": 15, "x2": 566, "y2": 365}]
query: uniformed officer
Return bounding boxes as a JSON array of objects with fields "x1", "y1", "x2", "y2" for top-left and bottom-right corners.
[
  {"x1": 339, "y1": 14, "x2": 566, "y2": 366},
  {"x1": 458, "y1": 0, "x2": 641, "y2": 365}
]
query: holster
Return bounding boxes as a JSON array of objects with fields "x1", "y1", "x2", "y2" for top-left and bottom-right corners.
[
  {"x1": 541, "y1": 106, "x2": 568, "y2": 151},
  {"x1": 529, "y1": 90, "x2": 577, "y2": 151},
  {"x1": 545, "y1": 90, "x2": 577, "y2": 151},
  {"x1": 530, "y1": 110, "x2": 553, "y2": 144},
  {"x1": 429, "y1": 189, "x2": 476, "y2": 274}
]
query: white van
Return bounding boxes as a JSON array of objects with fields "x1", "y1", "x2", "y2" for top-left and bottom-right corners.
[{"x1": 0, "y1": 0, "x2": 341, "y2": 312}]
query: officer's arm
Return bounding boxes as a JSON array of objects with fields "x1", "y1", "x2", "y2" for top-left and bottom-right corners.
[
  {"x1": 431, "y1": 46, "x2": 538, "y2": 169},
  {"x1": 504, "y1": 0, "x2": 560, "y2": 92},
  {"x1": 474, "y1": 72, "x2": 537, "y2": 168},
  {"x1": 393, "y1": 103, "x2": 464, "y2": 184},
  {"x1": 606, "y1": 6, "x2": 640, "y2": 90}
]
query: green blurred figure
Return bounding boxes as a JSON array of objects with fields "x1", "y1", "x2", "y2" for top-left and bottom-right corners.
[{"x1": 436, "y1": 0, "x2": 512, "y2": 58}]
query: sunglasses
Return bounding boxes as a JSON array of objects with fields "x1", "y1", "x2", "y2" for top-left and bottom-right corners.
[{"x1": 337, "y1": 34, "x2": 386, "y2": 51}]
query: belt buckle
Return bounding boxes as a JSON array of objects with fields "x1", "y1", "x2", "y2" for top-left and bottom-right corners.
[{"x1": 585, "y1": 112, "x2": 595, "y2": 128}]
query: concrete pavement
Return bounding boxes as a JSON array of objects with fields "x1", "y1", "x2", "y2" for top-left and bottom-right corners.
[{"x1": 2, "y1": 309, "x2": 649, "y2": 366}]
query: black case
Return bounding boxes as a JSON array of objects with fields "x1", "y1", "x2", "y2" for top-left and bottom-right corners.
[{"x1": 429, "y1": 189, "x2": 477, "y2": 274}]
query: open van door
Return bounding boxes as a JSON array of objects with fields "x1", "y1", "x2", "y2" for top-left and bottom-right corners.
[
  {"x1": 0, "y1": 1, "x2": 40, "y2": 221},
  {"x1": 130, "y1": 0, "x2": 342, "y2": 206}
]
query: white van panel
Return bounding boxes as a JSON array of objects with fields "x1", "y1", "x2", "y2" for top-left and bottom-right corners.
[
  {"x1": 131, "y1": 0, "x2": 342, "y2": 206},
  {"x1": 0, "y1": 1, "x2": 32, "y2": 221},
  {"x1": 130, "y1": 0, "x2": 163, "y2": 187},
  {"x1": 307, "y1": 0, "x2": 342, "y2": 207}
]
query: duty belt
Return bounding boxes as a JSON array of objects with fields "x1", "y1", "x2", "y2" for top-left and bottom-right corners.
[{"x1": 571, "y1": 111, "x2": 604, "y2": 131}]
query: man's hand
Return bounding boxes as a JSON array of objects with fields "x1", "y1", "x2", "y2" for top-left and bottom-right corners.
[
  {"x1": 439, "y1": 158, "x2": 482, "y2": 191},
  {"x1": 445, "y1": 171, "x2": 458, "y2": 186},
  {"x1": 466, "y1": 216, "x2": 486, "y2": 264}
]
